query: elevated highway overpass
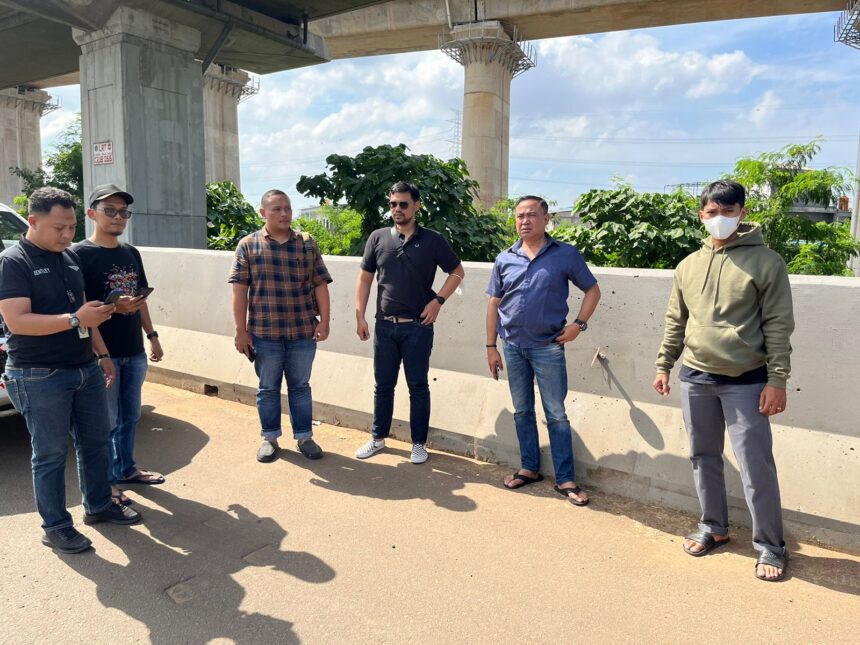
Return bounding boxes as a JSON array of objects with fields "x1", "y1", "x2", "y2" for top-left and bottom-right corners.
[{"x1": 0, "y1": 0, "x2": 852, "y2": 245}]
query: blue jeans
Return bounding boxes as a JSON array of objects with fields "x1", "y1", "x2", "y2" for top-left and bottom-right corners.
[
  {"x1": 106, "y1": 352, "x2": 148, "y2": 485},
  {"x1": 371, "y1": 320, "x2": 434, "y2": 444},
  {"x1": 3, "y1": 361, "x2": 113, "y2": 531},
  {"x1": 252, "y1": 335, "x2": 317, "y2": 441},
  {"x1": 503, "y1": 341, "x2": 576, "y2": 484}
]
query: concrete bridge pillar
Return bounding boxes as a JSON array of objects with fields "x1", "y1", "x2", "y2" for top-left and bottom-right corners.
[
  {"x1": 203, "y1": 65, "x2": 254, "y2": 189},
  {"x1": 441, "y1": 22, "x2": 535, "y2": 209},
  {"x1": 0, "y1": 87, "x2": 53, "y2": 207},
  {"x1": 73, "y1": 6, "x2": 206, "y2": 248}
]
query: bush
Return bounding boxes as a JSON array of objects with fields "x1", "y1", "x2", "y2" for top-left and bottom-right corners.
[
  {"x1": 206, "y1": 181, "x2": 261, "y2": 250},
  {"x1": 554, "y1": 183, "x2": 702, "y2": 269},
  {"x1": 293, "y1": 205, "x2": 363, "y2": 255}
]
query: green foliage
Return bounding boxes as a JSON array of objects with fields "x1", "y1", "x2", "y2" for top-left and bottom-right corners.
[
  {"x1": 296, "y1": 144, "x2": 508, "y2": 261},
  {"x1": 11, "y1": 116, "x2": 86, "y2": 240},
  {"x1": 554, "y1": 183, "x2": 702, "y2": 269},
  {"x1": 294, "y1": 205, "x2": 363, "y2": 255},
  {"x1": 206, "y1": 181, "x2": 262, "y2": 250},
  {"x1": 727, "y1": 139, "x2": 859, "y2": 275}
]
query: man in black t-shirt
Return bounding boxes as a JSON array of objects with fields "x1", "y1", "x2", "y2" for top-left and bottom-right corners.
[
  {"x1": 354, "y1": 181, "x2": 464, "y2": 464},
  {"x1": 73, "y1": 184, "x2": 165, "y2": 506},
  {"x1": 0, "y1": 187, "x2": 141, "y2": 555}
]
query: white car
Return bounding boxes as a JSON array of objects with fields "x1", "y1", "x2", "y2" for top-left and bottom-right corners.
[
  {"x1": 0, "y1": 202, "x2": 28, "y2": 249},
  {"x1": 0, "y1": 333, "x2": 14, "y2": 417},
  {"x1": 0, "y1": 202, "x2": 27, "y2": 416}
]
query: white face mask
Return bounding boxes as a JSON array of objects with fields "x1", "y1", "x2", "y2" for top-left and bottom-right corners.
[{"x1": 703, "y1": 215, "x2": 740, "y2": 240}]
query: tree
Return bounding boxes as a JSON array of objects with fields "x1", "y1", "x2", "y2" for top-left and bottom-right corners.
[
  {"x1": 296, "y1": 144, "x2": 508, "y2": 262},
  {"x1": 293, "y1": 205, "x2": 363, "y2": 255},
  {"x1": 553, "y1": 182, "x2": 702, "y2": 269},
  {"x1": 206, "y1": 181, "x2": 262, "y2": 250},
  {"x1": 11, "y1": 116, "x2": 86, "y2": 239},
  {"x1": 727, "y1": 139, "x2": 859, "y2": 275}
]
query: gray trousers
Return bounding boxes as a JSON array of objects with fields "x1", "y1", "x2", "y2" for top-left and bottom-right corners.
[{"x1": 680, "y1": 380, "x2": 785, "y2": 555}]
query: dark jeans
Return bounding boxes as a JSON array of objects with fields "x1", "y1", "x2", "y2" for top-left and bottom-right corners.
[
  {"x1": 503, "y1": 340, "x2": 576, "y2": 484},
  {"x1": 371, "y1": 320, "x2": 434, "y2": 444},
  {"x1": 252, "y1": 335, "x2": 317, "y2": 441},
  {"x1": 106, "y1": 352, "x2": 148, "y2": 484},
  {"x1": 3, "y1": 361, "x2": 113, "y2": 531}
]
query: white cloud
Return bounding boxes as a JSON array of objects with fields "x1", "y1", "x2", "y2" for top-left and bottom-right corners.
[{"x1": 537, "y1": 32, "x2": 764, "y2": 100}]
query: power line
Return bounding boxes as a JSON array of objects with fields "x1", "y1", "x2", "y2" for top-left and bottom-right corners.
[
  {"x1": 511, "y1": 134, "x2": 858, "y2": 144},
  {"x1": 509, "y1": 155, "x2": 852, "y2": 168}
]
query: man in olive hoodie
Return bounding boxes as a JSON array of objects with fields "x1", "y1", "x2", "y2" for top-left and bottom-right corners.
[{"x1": 653, "y1": 180, "x2": 794, "y2": 582}]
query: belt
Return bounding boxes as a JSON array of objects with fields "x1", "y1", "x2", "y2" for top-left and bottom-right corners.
[{"x1": 382, "y1": 315, "x2": 419, "y2": 324}]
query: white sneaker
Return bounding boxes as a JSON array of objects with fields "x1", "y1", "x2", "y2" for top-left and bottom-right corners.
[
  {"x1": 410, "y1": 443, "x2": 428, "y2": 464},
  {"x1": 356, "y1": 438, "x2": 386, "y2": 459}
]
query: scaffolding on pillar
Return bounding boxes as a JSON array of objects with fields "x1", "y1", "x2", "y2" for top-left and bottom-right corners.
[
  {"x1": 239, "y1": 73, "x2": 260, "y2": 103},
  {"x1": 835, "y1": 0, "x2": 860, "y2": 48},
  {"x1": 439, "y1": 23, "x2": 536, "y2": 77}
]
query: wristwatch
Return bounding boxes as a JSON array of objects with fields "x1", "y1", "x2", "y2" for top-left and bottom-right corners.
[
  {"x1": 434, "y1": 295, "x2": 445, "y2": 305},
  {"x1": 574, "y1": 318, "x2": 588, "y2": 332},
  {"x1": 68, "y1": 313, "x2": 81, "y2": 329}
]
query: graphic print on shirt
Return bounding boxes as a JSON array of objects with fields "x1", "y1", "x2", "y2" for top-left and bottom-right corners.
[{"x1": 104, "y1": 263, "x2": 139, "y2": 296}]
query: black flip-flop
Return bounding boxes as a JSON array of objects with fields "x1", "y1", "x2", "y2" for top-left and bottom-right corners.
[
  {"x1": 118, "y1": 470, "x2": 165, "y2": 485},
  {"x1": 755, "y1": 549, "x2": 788, "y2": 582},
  {"x1": 503, "y1": 472, "x2": 544, "y2": 490},
  {"x1": 683, "y1": 530, "x2": 730, "y2": 557},
  {"x1": 553, "y1": 484, "x2": 590, "y2": 506},
  {"x1": 111, "y1": 492, "x2": 133, "y2": 506}
]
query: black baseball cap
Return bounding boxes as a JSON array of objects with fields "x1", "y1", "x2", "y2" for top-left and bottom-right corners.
[{"x1": 88, "y1": 183, "x2": 134, "y2": 207}]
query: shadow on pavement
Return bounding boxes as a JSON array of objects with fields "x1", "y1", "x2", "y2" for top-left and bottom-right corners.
[
  {"x1": 0, "y1": 404, "x2": 207, "y2": 518},
  {"x1": 282, "y1": 444, "x2": 480, "y2": 512},
  {"x1": 61, "y1": 486, "x2": 334, "y2": 644}
]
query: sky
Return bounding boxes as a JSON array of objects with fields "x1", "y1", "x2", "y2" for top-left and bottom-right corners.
[{"x1": 41, "y1": 11, "x2": 860, "y2": 211}]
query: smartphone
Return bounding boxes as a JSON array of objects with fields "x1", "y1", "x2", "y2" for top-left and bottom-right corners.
[
  {"x1": 246, "y1": 347, "x2": 256, "y2": 363},
  {"x1": 134, "y1": 286, "x2": 154, "y2": 298},
  {"x1": 494, "y1": 365, "x2": 501, "y2": 380},
  {"x1": 103, "y1": 289, "x2": 125, "y2": 305}
]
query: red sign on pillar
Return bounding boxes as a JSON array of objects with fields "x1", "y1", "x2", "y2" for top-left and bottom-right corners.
[{"x1": 93, "y1": 141, "x2": 114, "y2": 165}]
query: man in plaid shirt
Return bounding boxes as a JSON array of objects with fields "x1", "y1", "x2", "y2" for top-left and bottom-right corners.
[{"x1": 229, "y1": 189, "x2": 332, "y2": 463}]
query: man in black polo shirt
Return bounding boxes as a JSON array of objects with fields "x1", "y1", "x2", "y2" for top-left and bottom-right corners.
[
  {"x1": 354, "y1": 181, "x2": 465, "y2": 464},
  {"x1": 0, "y1": 187, "x2": 141, "y2": 555}
]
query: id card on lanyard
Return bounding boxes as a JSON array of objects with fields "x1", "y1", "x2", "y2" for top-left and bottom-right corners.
[{"x1": 58, "y1": 255, "x2": 89, "y2": 339}]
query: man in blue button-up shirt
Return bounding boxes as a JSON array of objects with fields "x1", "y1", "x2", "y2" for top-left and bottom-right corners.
[{"x1": 486, "y1": 195, "x2": 601, "y2": 506}]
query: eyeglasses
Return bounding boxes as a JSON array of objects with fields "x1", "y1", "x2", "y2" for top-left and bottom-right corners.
[
  {"x1": 97, "y1": 207, "x2": 132, "y2": 219},
  {"x1": 389, "y1": 201, "x2": 410, "y2": 210}
]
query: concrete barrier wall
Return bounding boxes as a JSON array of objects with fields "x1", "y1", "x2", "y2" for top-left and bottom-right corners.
[{"x1": 140, "y1": 248, "x2": 860, "y2": 552}]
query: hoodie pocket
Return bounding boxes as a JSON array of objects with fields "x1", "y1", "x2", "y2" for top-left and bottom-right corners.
[{"x1": 685, "y1": 325, "x2": 755, "y2": 373}]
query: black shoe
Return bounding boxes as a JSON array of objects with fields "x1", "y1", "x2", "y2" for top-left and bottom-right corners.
[
  {"x1": 257, "y1": 440, "x2": 279, "y2": 463},
  {"x1": 83, "y1": 502, "x2": 142, "y2": 525},
  {"x1": 41, "y1": 527, "x2": 92, "y2": 554},
  {"x1": 297, "y1": 438, "x2": 323, "y2": 460}
]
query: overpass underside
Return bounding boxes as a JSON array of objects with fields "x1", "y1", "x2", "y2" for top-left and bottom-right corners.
[{"x1": 312, "y1": 0, "x2": 844, "y2": 58}]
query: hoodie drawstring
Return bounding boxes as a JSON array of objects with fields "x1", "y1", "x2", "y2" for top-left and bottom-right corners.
[
  {"x1": 714, "y1": 253, "x2": 727, "y2": 306},
  {"x1": 701, "y1": 248, "x2": 716, "y2": 294}
]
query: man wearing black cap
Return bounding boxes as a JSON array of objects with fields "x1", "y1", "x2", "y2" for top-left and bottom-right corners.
[
  {"x1": 0, "y1": 187, "x2": 141, "y2": 555},
  {"x1": 73, "y1": 184, "x2": 165, "y2": 507}
]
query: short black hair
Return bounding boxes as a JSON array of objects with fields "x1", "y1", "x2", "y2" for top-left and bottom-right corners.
[
  {"x1": 700, "y1": 180, "x2": 745, "y2": 209},
  {"x1": 389, "y1": 181, "x2": 420, "y2": 202},
  {"x1": 28, "y1": 187, "x2": 76, "y2": 216},
  {"x1": 261, "y1": 189, "x2": 288, "y2": 206},
  {"x1": 515, "y1": 195, "x2": 548, "y2": 214}
]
